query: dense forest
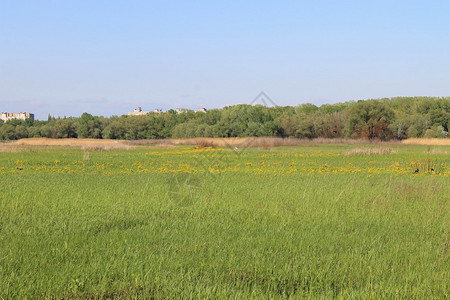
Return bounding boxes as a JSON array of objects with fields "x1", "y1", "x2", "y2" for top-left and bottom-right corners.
[{"x1": 1, "y1": 97, "x2": 449, "y2": 141}]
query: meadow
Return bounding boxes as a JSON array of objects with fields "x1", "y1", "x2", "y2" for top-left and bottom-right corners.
[{"x1": 0, "y1": 139, "x2": 449, "y2": 298}]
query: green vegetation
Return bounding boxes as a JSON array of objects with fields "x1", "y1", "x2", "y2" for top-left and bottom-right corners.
[
  {"x1": 1, "y1": 97, "x2": 449, "y2": 141},
  {"x1": 0, "y1": 144, "x2": 448, "y2": 298}
]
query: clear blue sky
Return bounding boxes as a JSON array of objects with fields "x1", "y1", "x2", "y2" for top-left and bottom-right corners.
[{"x1": 1, "y1": 1, "x2": 450, "y2": 119}]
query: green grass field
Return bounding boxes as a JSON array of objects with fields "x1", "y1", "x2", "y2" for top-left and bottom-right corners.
[{"x1": 0, "y1": 143, "x2": 449, "y2": 298}]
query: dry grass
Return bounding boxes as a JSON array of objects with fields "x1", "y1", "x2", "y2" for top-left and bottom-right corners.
[
  {"x1": 129, "y1": 137, "x2": 401, "y2": 148},
  {"x1": 6, "y1": 138, "x2": 134, "y2": 151},
  {"x1": 430, "y1": 149, "x2": 448, "y2": 155},
  {"x1": 196, "y1": 140, "x2": 216, "y2": 148},
  {"x1": 4, "y1": 137, "x2": 447, "y2": 152},
  {"x1": 0, "y1": 143, "x2": 21, "y2": 153},
  {"x1": 401, "y1": 138, "x2": 450, "y2": 146},
  {"x1": 1, "y1": 138, "x2": 178, "y2": 151},
  {"x1": 14, "y1": 138, "x2": 127, "y2": 147},
  {"x1": 345, "y1": 148, "x2": 397, "y2": 156}
]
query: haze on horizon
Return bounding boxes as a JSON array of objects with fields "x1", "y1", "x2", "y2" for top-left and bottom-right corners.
[{"x1": 1, "y1": 1, "x2": 450, "y2": 120}]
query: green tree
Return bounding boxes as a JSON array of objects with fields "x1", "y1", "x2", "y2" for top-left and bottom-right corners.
[
  {"x1": 15, "y1": 125, "x2": 28, "y2": 139},
  {"x1": 103, "y1": 120, "x2": 126, "y2": 139},
  {"x1": 429, "y1": 109, "x2": 449, "y2": 131},
  {"x1": 55, "y1": 119, "x2": 77, "y2": 138},
  {"x1": 40, "y1": 125, "x2": 55, "y2": 138},
  {"x1": 345, "y1": 101, "x2": 395, "y2": 140},
  {"x1": 0, "y1": 124, "x2": 16, "y2": 140},
  {"x1": 76, "y1": 113, "x2": 102, "y2": 138}
]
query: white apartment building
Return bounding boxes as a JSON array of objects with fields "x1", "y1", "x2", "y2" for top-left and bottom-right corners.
[{"x1": 0, "y1": 112, "x2": 34, "y2": 122}]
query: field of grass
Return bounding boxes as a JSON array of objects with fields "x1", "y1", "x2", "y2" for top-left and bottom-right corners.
[{"x1": 0, "y1": 140, "x2": 449, "y2": 298}]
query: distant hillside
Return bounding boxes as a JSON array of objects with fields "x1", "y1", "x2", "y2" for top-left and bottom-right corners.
[{"x1": 1, "y1": 97, "x2": 449, "y2": 141}]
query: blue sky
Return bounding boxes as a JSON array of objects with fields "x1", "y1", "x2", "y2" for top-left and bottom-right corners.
[{"x1": 1, "y1": 1, "x2": 450, "y2": 119}]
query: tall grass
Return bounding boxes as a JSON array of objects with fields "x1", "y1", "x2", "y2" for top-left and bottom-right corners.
[
  {"x1": 401, "y1": 138, "x2": 450, "y2": 146},
  {"x1": 0, "y1": 143, "x2": 448, "y2": 298},
  {"x1": 126, "y1": 137, "x2": 403, "y2": 148},
  {"x1": 7, "y1": 137, "x2": 449, "y2": 152},
  {"x1": 345, "y1": 148, "x2": 397, "y2": 155}
]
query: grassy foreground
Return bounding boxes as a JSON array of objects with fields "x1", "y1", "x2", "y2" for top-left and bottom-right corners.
[{"x1": 0, "y1": 143, "x2": 449, "y2": 298}]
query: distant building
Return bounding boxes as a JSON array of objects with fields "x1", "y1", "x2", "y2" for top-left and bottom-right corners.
[
  {"x1": 128, "y1": 107, "x2": 150, "y2": 116},
  {"x1": 127, "y1": 107, "x2": 207, "y2": 115},
  {"x1": 175, "y1": 108, "x2": 188, "y2": 114},
  {"x1": 0, "y1": 112, "x2": 34, "y2": 122}
]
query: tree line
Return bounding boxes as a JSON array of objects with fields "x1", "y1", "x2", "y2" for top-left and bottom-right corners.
[{"x1": 1, "y1": 97, "x2": 448, "y2": 141}]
